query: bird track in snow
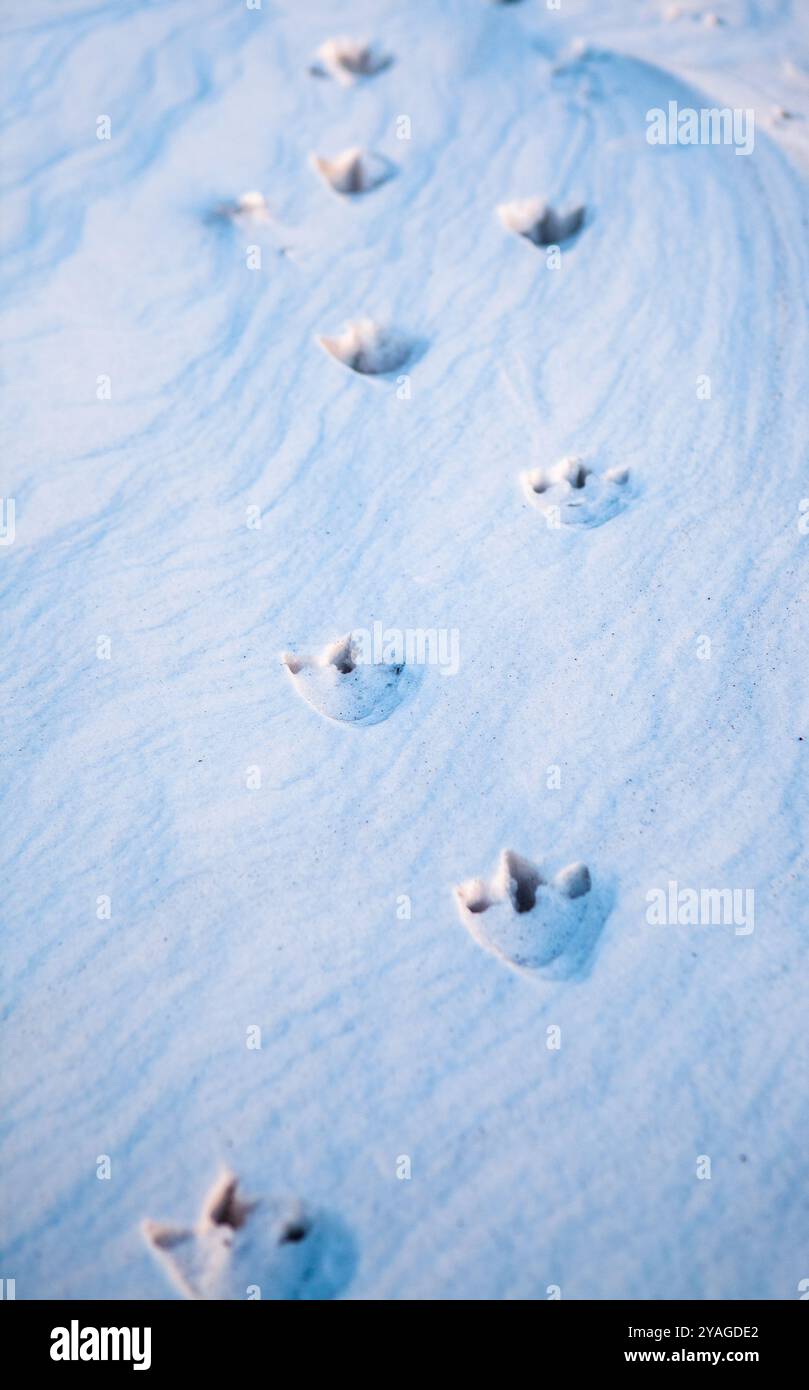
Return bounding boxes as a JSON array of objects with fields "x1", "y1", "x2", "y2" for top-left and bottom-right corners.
[
  {"x1": 498, "y1": 197, "x2": 586, "y2": 247},
  {"x1": 521, "y1": 455, "x2": 632, "y2": 529},
  {"x1": 310, "y1": 147, "x2": 394, "y2": 196},
  {"x1": 310, "y1": 37, "x2": 393, "y2": 86},
  {"x1": 282, "y1": 633, "x2": 418, "y2": 727},
  {"x1": 142, "y1": 1169, "x2": 354, "y2": 1301},
  {"x1": 317, "y1": 319, "x2": 412, "y2": 375},
  {"x1": 455, "y1": 849, "x2": 609, "y2": 977}
]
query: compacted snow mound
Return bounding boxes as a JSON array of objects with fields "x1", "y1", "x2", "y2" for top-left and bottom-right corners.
[
  {"x1": 283, "y1": 633, "x2": 416, "y2": 726},
  {"x1": 455, "y1": 849, "x2": 607, "y2": 976},
  {"x1": 142, "y1": 1170, "x2": 353, "y2": 1301},
  {"x1": 521, "y1": 456, "x2": 632, "y2": 528}
]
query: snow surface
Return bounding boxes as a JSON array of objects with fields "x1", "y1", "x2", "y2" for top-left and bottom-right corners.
[{"x1": 1, "y1": 0, "x2": 808, "y2": 1300}]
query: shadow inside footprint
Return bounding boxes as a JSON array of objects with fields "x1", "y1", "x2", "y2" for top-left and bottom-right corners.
[
  {"x1": 142, "y1": 1170, "x2": 356, "y2": 1301},
  {"x1": 283, "y1": 632, "x2": 419, "y2": 726},
  {"x1": 455, "y1": 849, "x2": 611, "y2": 979}
]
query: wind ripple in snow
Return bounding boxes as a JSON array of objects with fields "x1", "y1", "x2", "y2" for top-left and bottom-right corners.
[{"x1": 2, "y1": 0, "x2": 808, "y2": 1302}]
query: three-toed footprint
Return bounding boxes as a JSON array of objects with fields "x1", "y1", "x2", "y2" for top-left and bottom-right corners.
[
  {"x1": 498, "y1": 197, "x2": 586, "y2": 247},
  {"x1": 455, "y1": 848, "x2": 607, "y2": 976},
  {"x1": 310, "y1": 38, "x2": 393, "y2": 85},
  {"x1": 142, "y1": 1169, "x2": 354, "y2": 1301},
  {"x1": 310, "y1": 148, "x2": 394, "y2": 196},
  {"x1": 521, "y1": 455, "x2": 632, "y2": 529},
  {"x1": 283, "y1": 633, "x2": 417, "y2": 726},
  {"x1": 317, "y1": 319, "x2": 412, "y2": 375}
]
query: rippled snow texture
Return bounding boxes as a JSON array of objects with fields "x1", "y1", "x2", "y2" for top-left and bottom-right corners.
[{"x1": 2, "y1": 0, "x2": 809, "y2": 1301}]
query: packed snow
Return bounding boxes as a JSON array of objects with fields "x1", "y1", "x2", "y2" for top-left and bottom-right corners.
[{"x1": 1, "y1": 0, "x2": 808, "y2": 1300}]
